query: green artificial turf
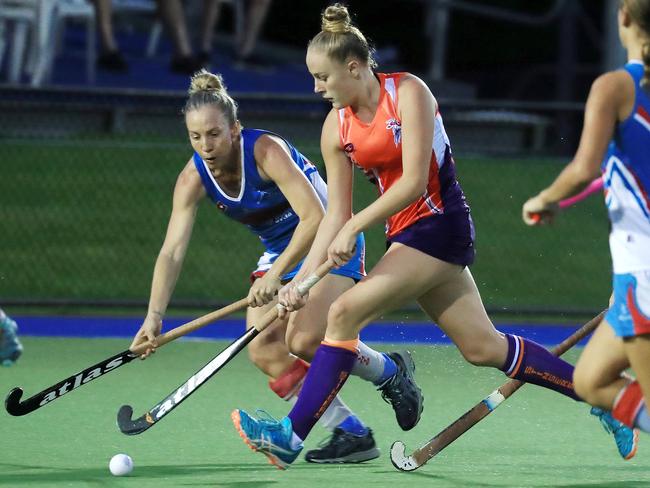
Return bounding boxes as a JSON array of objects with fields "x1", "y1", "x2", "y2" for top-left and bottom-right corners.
[
  {"x1": 1, "y1": 137, "x2": 610, "y2": 313},
  {"x1": 1, "y1": 336, "x2": 648, "y2": 487}
]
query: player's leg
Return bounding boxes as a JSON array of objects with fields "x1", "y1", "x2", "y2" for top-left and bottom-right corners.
[
  {"x1": 422, "y1": 269, "x2": 638, "y2": 459},
  {"x1": 232, "y1": 244, "x2": 442, "y2": 468},
  {"x1": 245, "y1": 287, "x2": 379, "y2": 464},
  {"x1": 287, "y1": 273, "x2": 410, "y2": 403},
  {"x1": 599, "y1": 272, "x2": 650, "y2": 451},
  {"x1": 620, "y1": 336, "x2": 650, "y2": 431},
  {"x1": 282, "y1": 243, "x2": 461, "y2": 452},
  {"x1": 0, "y1": 308, "x2": 23, "y2": 367},
  {"x1": 246, "y1": 302, "x2": 293, "y2": 378},
  {"x1": 418, "y1": 266, "x2": 582, "y2": 399},
  {"x1": 572, "y1": 321, "x2": 638, "y2": 459},
  {"x1": 286, "y1": 233, "x2": 421, "y2": 429},
  {"x1": 283, "y1": 274, "x2": 390, "y2": 463},
  {"x1": 574, "y1": 322, "x2": 630, "y2": 408},
  {"x1": 285, "y1": 233, "x2": 391, "y2": 376}
]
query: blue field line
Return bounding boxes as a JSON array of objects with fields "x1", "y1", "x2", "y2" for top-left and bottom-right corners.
[{"x1": 12, "y1": 315, "x2": 592, "y2": 346}]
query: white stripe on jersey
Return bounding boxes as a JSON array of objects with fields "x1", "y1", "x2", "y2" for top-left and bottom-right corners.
[
  {"x1": 605, "y1": 155, "x2": 650, "y2": 221},
  {"x1": 338, "y1": 108, "x2": 345, "y2": 126},
  {"x1": 423, "y1": 193, "x2": 443, "y2": 214},
  {"x1": 605, "y1": 155, "x2": 650, "y2": 272},
  {"x1": 200, "y1": 137, "x2": 247, "y2": 202},
  {"x1": 633, "y1": 112, "x2": 650, "y2": 134},
  {"x1": 372, "y1": 167, "x2": 384, "y2": 194},
  {"x1": 385, "y1": 77, "x2": 397, "y2": 104},
  {"x1": 432, "y1": 113, "x2": 450, "y2": 168}
]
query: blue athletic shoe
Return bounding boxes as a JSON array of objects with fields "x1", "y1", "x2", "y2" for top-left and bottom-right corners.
[
  {"x1": 591, "y1": 407, "x2": 639, "y2": 460},
  {"x1": 231, "y1": 409, "x2": 303, "y2": 469},
  {"x1": 0, "y1": 313, "x2": 23, "y2": 367}
]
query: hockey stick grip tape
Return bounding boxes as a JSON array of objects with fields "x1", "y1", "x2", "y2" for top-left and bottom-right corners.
[
  {"x1": 130, "y1": 297, "x2": 250, "y2": 355},
  {"x1": 296, "y1": 260, "x2": 334, "y2": 295},
  {"x1": 257, "y1": 261, "x2": 335, "y2": 332}
]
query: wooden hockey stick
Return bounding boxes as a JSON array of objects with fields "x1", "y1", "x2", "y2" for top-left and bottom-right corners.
[
  {"x1": 390, "y1": 310, "x2": 606, "y2": 471},
  {"x1": 5, "y1": 297, "x2": 249, "y2": 416},
  {"x1": 117, "y1": 260, "x2": 333, "y2": 435}
]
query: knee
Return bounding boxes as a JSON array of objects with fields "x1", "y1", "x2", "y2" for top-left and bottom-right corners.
[
  {"x1": 286, "y1": 331, "x2": 320, "y2": 362},
  {"x1": 573, "y1": 365, "x2": 598, "y2": 404},
  {"x1": 459, "y1": 346, "x2": 494, "y2": 367},
  {"x1": 457, "y1": 338, "x2": 503, "y2": 367},
  {"x1": 247, "y1": 339, "x2": 269, "y2": 370},
  {"x1": 327, "y1": 297, "x2": 356, "y2": 333}
]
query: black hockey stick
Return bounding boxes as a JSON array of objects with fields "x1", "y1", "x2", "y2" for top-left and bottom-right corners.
[
  {"x1": 117, "y1": 261, "x2": 333, "y2": 435},
  {"x1": 4, "y1": 298, "x2": 248, "y2": 416},
  {"x1": 390, "y1": 309, "x2": 605, "y2": 471}
]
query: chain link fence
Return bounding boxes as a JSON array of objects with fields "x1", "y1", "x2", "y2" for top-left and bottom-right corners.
[{"x1": 0, "y1": 86, "x2": 610, "y2": 317}]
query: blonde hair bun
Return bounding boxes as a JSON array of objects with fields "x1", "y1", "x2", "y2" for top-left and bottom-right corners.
[
  {"x1": 188, "y1": 69, "x2": 226, "y2": 95},
  {"x1": 321, "y1": 3, "x2": 352, "y2": 34}
]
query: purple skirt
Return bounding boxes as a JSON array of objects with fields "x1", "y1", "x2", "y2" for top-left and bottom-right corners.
[{"x1": 388, "y1": 211, "x2": 475, "y2": 267}]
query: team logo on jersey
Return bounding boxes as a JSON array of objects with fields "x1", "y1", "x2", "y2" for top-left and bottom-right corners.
[
  {"x1": 216, "y1": 202, "x2": 226, "y2": 212},
  {"x1": 386, "y1": 118, "x2": 401, "y2": 146},
  {"x1": 343, "y1": 142, "x2": 360, "y2": 166}
]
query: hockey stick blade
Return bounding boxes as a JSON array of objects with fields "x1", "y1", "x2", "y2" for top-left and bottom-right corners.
[
  {"x1": 118, "y1": 327, "x2": 259, "y2": 435},
  {"x1": 4, "y1": 298, "x2": 248, "y2": 417},
  {"x1": 390, "y1": 310, "x2": 605, "y2": 472},
  {"x1": 118, "y1": 261, "x2": 335, "y2": 435},
  {"x1": 5, "y1": 349, "x2": 137, "y2": 416}
]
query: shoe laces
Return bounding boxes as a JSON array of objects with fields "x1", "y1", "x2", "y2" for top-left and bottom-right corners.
[
  {"x1": 315, "y1": 428, "x2": 348, "y2": 449},
  {"x1": 253, "y1": 409, "x2": 283, "y2": 430},
  {"x1": 380, "y1": 375, "x2": 404, "y2": 407},
  {"x1": 593, "y1": 409, "x2": 621, "y2": 435}
]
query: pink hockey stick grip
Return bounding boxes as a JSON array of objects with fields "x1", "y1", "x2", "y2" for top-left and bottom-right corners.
[{"x1": 559, "y1": 177, "x2": 603, "y2": 209}]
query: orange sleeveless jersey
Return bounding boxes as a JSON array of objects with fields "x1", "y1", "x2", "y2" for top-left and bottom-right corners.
[{"x1": 337, "y1": 72, "x2": 457, "y2": 238}]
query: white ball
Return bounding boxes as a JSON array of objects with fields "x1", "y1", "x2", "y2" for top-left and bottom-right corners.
[{"x1": 109, "y1": 453, "x2": 133, "y2": 476}]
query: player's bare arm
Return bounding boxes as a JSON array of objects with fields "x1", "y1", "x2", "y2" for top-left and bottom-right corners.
[{"x1": 130, "y1": 159, "x2": 205, "y2": 355}]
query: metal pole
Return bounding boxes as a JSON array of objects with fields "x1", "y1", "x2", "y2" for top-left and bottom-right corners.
[
  {"x1": 603, "y1": 0, "x2": 626, "y2": 71},
  {"x1": 427, "y1": 0, "x2": 450, "y2": 82}
]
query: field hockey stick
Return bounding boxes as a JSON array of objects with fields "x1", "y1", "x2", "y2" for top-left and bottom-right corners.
[
  {"x1": 530, "y1": 177, "x2": 603, "y2": 223},
  {"x1": 4, "y1": 298, "x2": 249, "y2": 417},
  {"x1": 117, "y1": 260, "x2": 334, "y2": 435},
  {"x1": 390, "y1": 309, "x2": 606, "y2": 472}
]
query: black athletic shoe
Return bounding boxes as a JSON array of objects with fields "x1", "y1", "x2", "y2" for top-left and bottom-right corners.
[
  {"x1": 305, "y1": 428, "x2": 380, "y2": 464},
  {"x1": 378, "y1": 351, "x2": 424, "y2": 431}
]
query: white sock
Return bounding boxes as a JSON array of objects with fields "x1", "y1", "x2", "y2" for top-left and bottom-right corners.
[
  {"x1": 351, "y1": 341, "x2": 387, "y2": 383},
  {"x1": 634, "y1": 405, "x2": 650, "y2": 432},
  {"x1": 317, "y1": 394, "x2": 356, "y2": 431},
  {"x1": 286, "y1": 392, "x2": 353, "y2": 431},
  {"x1": 290, "y1": 431, "x2": 303, "y2": 449}
]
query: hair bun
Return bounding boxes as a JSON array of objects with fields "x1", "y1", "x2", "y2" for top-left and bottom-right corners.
[
  {"x1": 188, "y1": 69, "x2": 226, "y2": 95},
  {"x1": 321, "y1": 3, "x2": 351, "y2": 34}
]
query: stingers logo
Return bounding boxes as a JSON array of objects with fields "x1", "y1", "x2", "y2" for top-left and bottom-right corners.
[{"x1": 386, "y1": 118, "x2": 402, "y2": 146}]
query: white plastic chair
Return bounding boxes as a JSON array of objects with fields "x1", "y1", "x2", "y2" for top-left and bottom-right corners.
[
  {"x1": 0, "y1": 0, "x2": 56, "y2": 85},
  {"x1": 50, "y1": 0, "x2": 96, "y2": 84},
  {"x1": 0, "y1": 0, "x2": 94, "y2": 85}
]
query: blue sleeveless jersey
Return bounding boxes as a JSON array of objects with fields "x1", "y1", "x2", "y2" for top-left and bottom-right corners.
[
  {"x1": 193, "y1": 128, "x2": 324, "y2": 255},
  {"x1": 602, "y1": 61, "x2": 650, "y2": 272}
]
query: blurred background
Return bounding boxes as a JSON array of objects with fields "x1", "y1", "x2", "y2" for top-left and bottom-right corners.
[{"x1": 0, "y1": 0, "x2": 621, "y2": 321}]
